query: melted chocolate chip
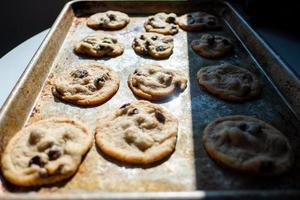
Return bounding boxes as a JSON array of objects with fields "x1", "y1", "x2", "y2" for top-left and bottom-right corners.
[
  {"x1": 108, "y1": 14, "x2": 116, "y2": 21},
  {"x1": 166, "y1": 16, "x2": 176, "y2": 23},
  {"x1": 151, "y1": 36, "x2": 158, "y2": 41},
  {"x1": 187, "y1": 17, "x2": 195, "y2": 24},
  {"x1": 207, "y1": 35, "x2": 215, "y2": 45},
  {"x1": 48, "y1": 150, "x2": 61, "y2": 161},
  {"x1": 259, "y1": 160, "x2": 273, "y2": 173},
  {"x1": 120, "y1": 103, "x2": 130, "y2": 109},
  {"x1": 222, "y1": 39, "x2": 230, "y2": 46},
  {"x1": 73, "y1": 69, "x2": 89, "y2": 78},
  {"x1": 155, "y1": 111, "x2": 165, "y2": 123},
  {"x1": 28, "y1": 156, "x2": 45, "y2": 167},
  {"x1": 207, "y1": 20, "x2": 216, "y2": 26},
  {"x1": 156, "y1": 46, "x2": 165, "y2": 52},
  {"x1": 140, "y1": 35, "x2": 145, "y2": 40},
  {"x1": 238, "y1": 123, "x2": 249, "y2": 131},
  {"x1": 128, "y1": 108, "x2": 139, "y2": 116},
  {"x1": 94, "y1": 73, "x2": 110, "y2": 85}
]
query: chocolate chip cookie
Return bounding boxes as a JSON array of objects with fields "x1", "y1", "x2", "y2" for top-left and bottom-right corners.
[
  {"x1": 191, "y1": 34, "x2": 233, "y2": 59},
  {"x1": 87, "y1": 10, "x2": 130, "y2": 30},
  {"x1": 144, "y1": 12, "x2": 179, "y2": 35},
  {"x1": 197, "y1": 63, "x2": 261, "y2": 102},
  {"x1": 95, "y1": 100, "x2": 178, "y2": 165},
  {"x1": 132, "y1": 33, "x2": 174, "y2": 59},
  {"x1": 1, "y1": 118, "x2": 93, "y2": 186},
  {"x1": 74, "y1": 32, "x2": 124, "y2": 58},
  {"x1": 128, "y1": 64, "x2": 187, "y2": 100},
  {"x1": 52, "y1": 63, "x2": 119, "y2": 106},
  {"x1": 203, "y1": 115, "x2": 293, "y2": 175},
  {"x1": 177, "y1": 11, "x2": 220, "y2": 31}
]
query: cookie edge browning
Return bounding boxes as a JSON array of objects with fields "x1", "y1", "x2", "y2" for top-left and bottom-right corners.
[
  {"x1": 86, "y1": 11, "x2": 130, "y2": 30},
  {"x1": 95, "y1": 100, "x2": 178, "y2": 165},
  {"x1": 1, "y1": 118, "x2": 93, "y2": 187},
  {"x1": 202, "y1": 115, "x2": 293, "y2": 176},
  {"x1": 127, "y1": 64, "x2": 186, "y2": 100},
  {"x1": 52, "y1": 63, "x2": 120, "y2": 107},
  {"x1": 191, "y1": 35, "x2": 234, "y2": 59},
  {"x1": 196, "y1": 64, "x2": 262, "y2": 102}
]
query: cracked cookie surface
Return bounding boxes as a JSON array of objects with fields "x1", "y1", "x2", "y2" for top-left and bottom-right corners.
[
  {"x1": 74, "y1": 32, "x2": 124, "y2": 58},
  {"x1": 191, "y1": 34, "x2": 233, "y2": 59},
  {"x1": 132, "y1": 33, "x2": 174, "y2": 59},
  {"x1": 177, "y1": 11, "x2": 220, "y2": 31},
  {"x1": 128, "y1": 64, "x2": 187, "y2": 100},
  {"x1": 52, "y1": 63, "x2": 119, "y2": 106},
  {"x1": 203, "y1": 115, "x2": 293, "y2": 175},
  {"x1": 87, "y1": 10, "x2": 130, "y2": 30},
  {"x1": 144, "y1": 12, "x2": 178, "y2": 35},
  {"x1": 1, "y1": 118, "x2": 93, "y2": 186},
  {"x1": 95, "y1": 100, "x2": 178, "y2": 165},
  {"x1": 196, "y1": 63, "x2": 261, "y2": 102}
]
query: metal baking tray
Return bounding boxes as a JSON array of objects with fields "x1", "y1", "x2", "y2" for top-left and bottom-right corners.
[{"x1": 0, "y1": 0, "x2": 300, "y2": 199}]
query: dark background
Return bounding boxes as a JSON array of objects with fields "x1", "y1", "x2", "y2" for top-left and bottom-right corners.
[{"x1": 0, "y1": 0, "x2": 299, "y2": 75}]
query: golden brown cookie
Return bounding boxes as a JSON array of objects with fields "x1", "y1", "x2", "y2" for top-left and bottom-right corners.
[
  {"x1": 203, "y1": 115, "x2": 293, "y2": 175},
  {"x1": 177, "y1": 11, "x2": 220, "y2": 31},
  {"x1": 1, "y1": 118, "x2": 93, "y2": 186},
  {"x1": 52, "y1": 63, "x2": 119, "y2": 106},
  {"x1": 74, "y1": 32, "x2": 124, "y2": 58},
  {"x1": 191, "y1": 34, "x2": 233, "y2": 59},
  {"x1": 144, "y1": 12, "x2": 179, "y2": 35},
  {"x1": 95, "y1": 100, "x2": 178, "y2": 165},
  {"x1": 197, "y1": 63, "x2": 261, "y2": 102},
  {"x1": 132, "y1": 33, "x2": 174, "y2": 59},
  {"x1": 128, "y1": 64, "x2": 187, "y2": 100},
  {"x1": 87, "y1": 10, "x2": 130, "y2": 30}
]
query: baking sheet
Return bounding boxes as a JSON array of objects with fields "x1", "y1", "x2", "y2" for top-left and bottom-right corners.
[{"x1": 0, "y1": 0, "x2": 300, "y2": 198}]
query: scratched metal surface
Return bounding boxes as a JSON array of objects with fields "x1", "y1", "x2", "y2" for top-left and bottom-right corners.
[{"x1": 0, "y1": 0, "x2": 300, "y2": 198}]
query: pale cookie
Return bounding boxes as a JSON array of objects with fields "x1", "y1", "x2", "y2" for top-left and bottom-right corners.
[
  {"x1": 144, "y1": 12, "x2": 178, "y2": 35},
  {"x1": 197, "y1": 63, "x2": 261, "y2": 102},
  {"x1": 177, "y1": 11, "x2": 220, "y2": 31},
  {"x1": 191, "y1": 34, "x2": 233, "y2": 59},
  {"x1": 95, "y1": 100, "x2": 178, "y2": 165},
  {"x1": 203, "y1": 115, "x2": 293, "y2": 175},
  {"x1": 132, "y1": 33, "x2": 174, "y2": 59},
  {"x1": 128, "y1": 64, "x2": 187, "y2": 100},
  {"x1": 52, "y1": 63, "x2": 119, "y2": 106},
  {"x1": 74, "y1": 32, "x2": 124, "y2": 58},
  {"x1": 87, "y1": 10, "x2": 130, "y2": 30},
  {"x1": 1, "y1": 118, "x2": 93, "y2": 186}
]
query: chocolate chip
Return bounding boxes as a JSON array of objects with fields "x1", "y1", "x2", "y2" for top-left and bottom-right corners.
[
  {"x1": 28, "y1": 156, "x2": 45, "y2": 167},
  {"x1": 241, "y1": 85, "x2": 251, "y2": 95},
  {"x1": 166, "y1": 16, "x2": 176, "y2": 23},
  {"x1": 207, "y1": 35, "x2": 215, "y2": 45},
  {"x1": 133, "y1": 70, "x2": 143, "y2": 76},
  {"x1": 248, "y1": 124, "x2": 262, "y2": 135},
  {"x1": 108, "y1": 14, "x2": 116, "y2": 21},
  {"x1": 155, "y1": 111, "x2": 165, "y2": 123},
  {"x1": 259, "y1": 160, "x2": 273, "y2": 173},
  {"x1": 94, "y1": 73, "x2": 110, "y2": 85},
  {"x1": 156, "y1": 46, "x2": 165, "y2": 52},
  {"x1": 222, "y1": 39, "x2": 230, "y2": 46},
  {"x1": 242, "y1": 74, "x2": 253, "y2": 82},
  {"x1": 128, "y1": 108, "x2": 139, "y2": 115},
  {"x1": 151, "y1": 36, "x2": 158, "y2": 41},
  {"x1": 238, "y1": 123, "x2": 249, "y2": 131},
  {"x1": 72, "y1": 69, "x2": 89, "y2": 78},
  {"x1": 140, "y1": 35, "x2": 145, "y2": 40},
  {"x1": 207, "y1": 20, "x2": 216, "y2": 26},
  {"x1": 48, "y1": 150, "x2": 61, "y2": 161},
  {"x1": 120, "y1": 103, "x2": 130, "y2": 109},
  {"x1": 187, "y1": 17, "x2": 195, "y2": 24}
]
